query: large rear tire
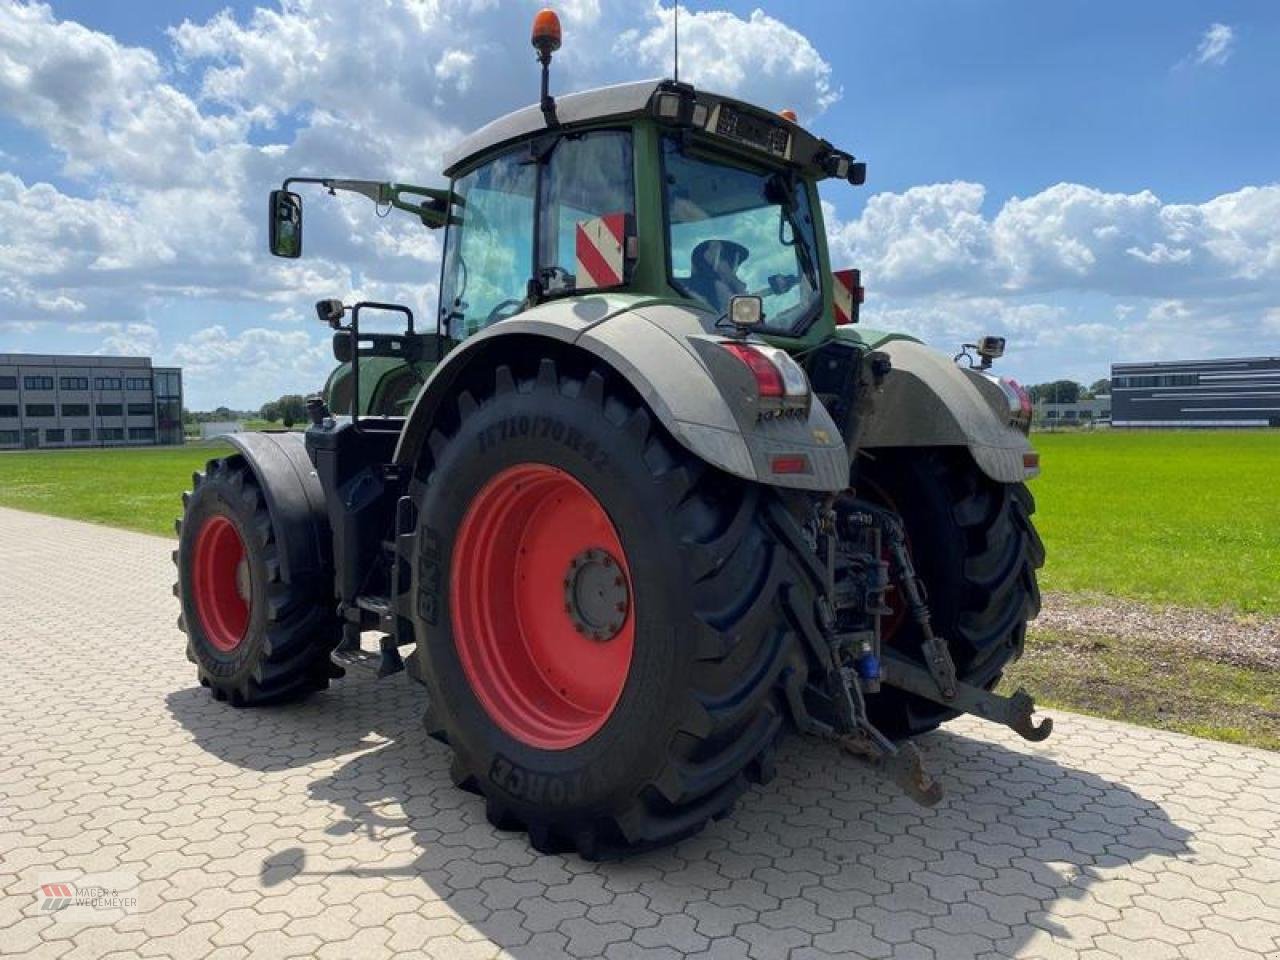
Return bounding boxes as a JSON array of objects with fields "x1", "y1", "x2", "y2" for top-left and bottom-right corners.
[
  {"x1": 175, "y1": 456, "x2": 342, "y2": 706},
  {"x1": 859, "y1": 448, "x2": 1044, "y2": 739},
  {"x1": 411, "y1": 356, "x2": 808, "y2": 858}
]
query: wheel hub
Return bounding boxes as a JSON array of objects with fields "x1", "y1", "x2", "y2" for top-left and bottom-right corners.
[{"x1": 563, "y1": 548, "x2": 629, "y2": 641}]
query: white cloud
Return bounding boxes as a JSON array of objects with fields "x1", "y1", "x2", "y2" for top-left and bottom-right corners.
[
  {"x1": 827, "y1": 178, "x2": 1280, "y2": 382},
  {"x1": 1194, "y1": 23, "x2": 1235, "y2": 67},
  {"x1": 169, "y1": 324, "x2": 334, "y2": 406},
  {"x1": 0, "y1": 1, "x2": 1274, "y2": 402},
  {"x1": 616, "y1": 3, "x2": 840, "y2": 121},
  {"x1": 828, "y1": 179, "x2": 1280, "y2": 301},
  {"x1": 0, "y1": 2, "x2": 244, "y2": 187}
]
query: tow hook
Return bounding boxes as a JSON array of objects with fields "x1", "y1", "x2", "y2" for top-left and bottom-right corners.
[{"x1": 880, "y1": 654, "x2": 1053, "y2": 742}]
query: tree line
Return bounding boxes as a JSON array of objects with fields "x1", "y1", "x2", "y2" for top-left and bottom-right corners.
[
  {"x1": 183, "y1": 394, "x2": 310, "y2": 428},
  {"x1": 1026, "y1": 379, "x2": 1111, "y2": 404}
]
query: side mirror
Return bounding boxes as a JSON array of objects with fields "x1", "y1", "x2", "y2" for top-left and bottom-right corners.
[{"x1": 269, "y1": 189, "x2": 302, "y2": 258}]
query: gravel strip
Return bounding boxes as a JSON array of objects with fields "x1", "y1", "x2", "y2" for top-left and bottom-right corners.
[{"x1": 1033, "y1": 591, "x2": 1280, "y2": 671}]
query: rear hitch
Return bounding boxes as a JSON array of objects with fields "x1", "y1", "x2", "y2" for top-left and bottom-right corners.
[
  {"x1": 866, "y1": 502, "x2": 1053, "y2": 744},
  {"x1": 881, "y1": 653, "x2": 1053, "y2": 742}
]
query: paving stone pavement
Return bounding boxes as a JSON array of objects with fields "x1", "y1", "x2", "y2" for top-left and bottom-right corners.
[{"x1": 1, "y1": 504, "x2": 1278, "y2": 960}]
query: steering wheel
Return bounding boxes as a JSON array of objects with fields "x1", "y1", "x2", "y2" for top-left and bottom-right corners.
[{"x1": 485, "y1": 298, "x2": 525, "y2": 325}]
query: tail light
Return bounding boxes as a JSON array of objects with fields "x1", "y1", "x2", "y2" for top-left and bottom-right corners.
[
  {"x1": 719, "y1": 341, "x2": 810, "y2": 414},
  {"x1": 998, "y1": 377, "x2": 1033, "y2": 433}
]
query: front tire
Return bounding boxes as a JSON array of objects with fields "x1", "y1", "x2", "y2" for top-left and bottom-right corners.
[
  {"x1": 175, "y1": 456, "x2": 341, "y2": 706},
  {"x1": 412, "y1": 356, "x2": 806, "y2": 857},
  {"x1": 859, "y1": 448, "x2": 1044, "y2": 739}
]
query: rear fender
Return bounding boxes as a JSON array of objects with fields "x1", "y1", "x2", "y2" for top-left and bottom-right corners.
[
  {"x1": 219, "y1": 431, "x2": 333, "y2": 584},
  {"x1": 857, "y1": 339, "x2": 1036, "y2": 483},
  {"x1": 392, "y1": 298, "x2": 850, "y2": 492}
]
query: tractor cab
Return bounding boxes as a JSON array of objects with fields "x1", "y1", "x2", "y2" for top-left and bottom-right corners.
[
  {"x1": 433, "y1": 77, "x2": 866, "y2": 344},
  {"x1": 268, "y1": 19, "x2": 868, "y2": 419}
]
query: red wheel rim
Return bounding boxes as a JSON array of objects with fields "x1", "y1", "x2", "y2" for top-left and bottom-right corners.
[
  {"x1": 451, "y1": 463, "x2": 636, "y2": 750},
  {"x1": 192, "y1": 514, "x2": 251, "y2": 653}
]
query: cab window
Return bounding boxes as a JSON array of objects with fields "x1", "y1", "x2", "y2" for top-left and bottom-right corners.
[
  {"x1": 662, "y1": 135, "x2": 821, "y2": 334},
  {"x1": 440, "y1": 152, "x2": 536, "y2": 339},
  {"x1": 538, "y1": 132, "x2": 634, "y2": 293},
  {"x1": 440, "y1": 131, "x2": 634, "y2": 340}
]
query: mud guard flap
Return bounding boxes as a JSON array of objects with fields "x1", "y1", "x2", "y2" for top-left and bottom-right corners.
[{"x1": 220, "y1": 431, "x2": 333, "y2": 586}]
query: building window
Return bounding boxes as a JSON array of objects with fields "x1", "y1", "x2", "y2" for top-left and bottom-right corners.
[
  {"x1": 96, "y1": 403, "x2": 123, "y2": 417},
  {"x1": 127, "y1": 403, "x2": 154, "y2": 417},
  {"x1": 125, "y1": 377, "x2": 152, "y2": 391},
  {"x1": 0, "y1": 376, "x2": 16, "y2": 390},
  {"x1": 99, "y1": 427, "x2": 124, "y2": 441},
  {"x1": 128, "y1": 427, "x2": 155, "y2": 441},
  {"x1": 95, "y1": 377, "x2": 121, "y2": 390},
  {"x1": 45, "y1": 429, "x2": 65, "y2": 443},
  {"x1": 61, "y1": 403, "x2": 90, "y2": 417},
  {"x1": 0, "y1": 430, "x2": 19, "y2": 444},
  {"x1": 60, "y1": 376, "x2": 90, "y2": 390},
  {"x1": 0, "y1": 404, "x2": 17, "y2": 418},
  {"x1": 155, "y1": 371, "x2": 181, "y2": 398},
  {"x1": 71, "y1": 428, "x2": 92, "y2": 442},
  {"x1": 24, "y1": 375, "x2": 54, "y2": 390},
  {"x1": 25, "y1": 403, "x2": 56, "y2": 417}
]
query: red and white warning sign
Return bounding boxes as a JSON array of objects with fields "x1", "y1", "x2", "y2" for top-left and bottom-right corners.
[
  {"x1": 831, "y1": 268, "x2": 864, "y2": 326},
  {"x1": 575, "y1": 213, "x2": 627, "y2": 289}
]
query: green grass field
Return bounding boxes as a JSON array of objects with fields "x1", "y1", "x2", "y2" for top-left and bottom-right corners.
[
  {"x1": 1030, "y1": 430, "x2": 1279, "y2": 614},
  {"x1": 0, "y1": 429, "x2": 1275, "y2": 610},
  {"x1": 0, "y1": 443, "x2": 228, "y2": 538}
]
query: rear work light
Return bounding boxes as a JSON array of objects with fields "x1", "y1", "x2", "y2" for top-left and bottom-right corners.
[{"x1": 719, "y1": 341, "x2": 811, "y2": 414}]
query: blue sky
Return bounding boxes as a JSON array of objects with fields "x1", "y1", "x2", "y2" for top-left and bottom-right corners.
[{"x1": 1, "y1": 1, "x2": 1277, "y2": 408}]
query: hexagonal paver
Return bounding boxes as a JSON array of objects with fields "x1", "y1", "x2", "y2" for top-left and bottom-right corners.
[{"x1": 1, "y1": 504, "x2": 1279, "y2": 959}]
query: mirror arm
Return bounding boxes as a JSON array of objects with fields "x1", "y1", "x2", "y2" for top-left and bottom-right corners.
[
  {"x1": 385, "y1": 183, "x2": 454, "y2": 229},
  {"x1": 281, "y1": 177, "x2": 455, "y2": 229}
]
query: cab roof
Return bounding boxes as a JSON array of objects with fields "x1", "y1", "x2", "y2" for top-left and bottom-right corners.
[
  {"x1": 442, "y1": 80, "x2": 663, "y2": 177},
  {"x1": 440, "y1": 78, "x2": 846, "y2": 182}
]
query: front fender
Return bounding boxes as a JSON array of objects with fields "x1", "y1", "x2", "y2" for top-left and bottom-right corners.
[
  {"x1": 392, "y1": 297, "x2": 850, "y2": 492},
  {"x1": 855, "y1": 338, "x2": 1036, "y2": 484},
  {"x1": 219, "y1": 431, "x2": 333, "y2": 583}
]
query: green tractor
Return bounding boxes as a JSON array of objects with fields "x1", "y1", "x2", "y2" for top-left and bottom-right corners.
[{"x1": 175, "y1": 10, "x2": 1047, "y2": 857}]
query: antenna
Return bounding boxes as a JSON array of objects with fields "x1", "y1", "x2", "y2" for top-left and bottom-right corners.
[{"x1": 673, "y1": 4, "x2": 679, "y2": 83}]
